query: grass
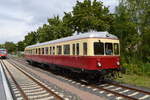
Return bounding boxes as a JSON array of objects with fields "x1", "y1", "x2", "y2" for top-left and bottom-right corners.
[
  {"x1": 116, "y1": 61, "x2": 150, "y2": 88},
  {"x1": 122, "y1": 63, "x2": 150, "y2": 76},
  {"x1": 116, "y1": 74, "x2": 150, "y2": 88}
]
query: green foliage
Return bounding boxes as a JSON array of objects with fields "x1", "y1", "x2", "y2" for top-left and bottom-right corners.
[
  {"x1": 4, "y1": 42, "x2": 16, "y2": 53},
  {"x1": 24, "y1": 0, "x2": 114, "y2": 44},
  {"x1": 37, "y1": 16, "x2": 73, "y2": 43},
  {"x1": 17, "y1": 41, "x2": 25, "y2": 51},
  {"x1": 0, "y1": 44, "x2": 5, "y2": 48},
  {"x1": 140, "y1": 26, "x2": 150, "y2": 61},
  {"x1": 24, "y1": 31, "x2": 38, "y2": 46},
  {"x1": 116, "y1": 74, "x2": 150, "y2": 88},
  {"x1": 112, "y1": 0, "x2": 150, "y2": 77},
  {"x1": 113, "y1": 0, "x2": 150, "y2": 63},
  {"x1": 123, "y1": 62, "x2": 150, "y2": 77},
  {"x1": 65, "y1": 0, "x2": 114, "y2": 33},
  {"x1": 112, "y1": 1, "x2": 139, "y2": 57}
]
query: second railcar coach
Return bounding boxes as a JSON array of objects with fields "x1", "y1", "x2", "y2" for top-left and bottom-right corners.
[{"x1": 0, "y1": 48, "x2": 7, "y2": 59}]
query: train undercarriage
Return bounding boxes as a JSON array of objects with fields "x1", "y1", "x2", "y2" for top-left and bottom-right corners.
[{"x1": 27, "y1": 59, "x2": 123, "y2": 83}]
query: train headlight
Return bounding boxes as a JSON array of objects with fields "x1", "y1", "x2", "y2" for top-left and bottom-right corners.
[
  {"x1": 97, "y1": 62, "x2": 102, "y2": 67},
  {"x1": 117, "y1": 61, "x2": 120, "y2": 66}
]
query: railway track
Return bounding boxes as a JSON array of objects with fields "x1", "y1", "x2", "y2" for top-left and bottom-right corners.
[
  {"x1": 92, "y1": 83, "x2": 150, "y2": 100},
  {"x1": 60, "y1": 75, "x2": 150, "y2": 100},
  {"x1": 0, "y1": 59, "x2": 66, "y2": 100},
  {"x1": 10, "y1": 57, "x2": 150, "y2": 100}
]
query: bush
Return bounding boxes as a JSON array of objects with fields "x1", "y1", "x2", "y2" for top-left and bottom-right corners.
[
  {"x1": 123, "y1": 61, "x2": 150, "y2": 77},
  {"x1": 142, "y1": 63, "x2": 150, "y2": 76}
]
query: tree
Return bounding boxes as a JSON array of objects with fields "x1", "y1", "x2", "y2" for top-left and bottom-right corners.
[
  {"x1": 24, "y1": 31, "x2": 38, "y2": 46},
  {"x1": 113, "y1": 0, "x2": 150, "y2": 62},
  {"x1": 140, "y1": 26, "x2": 150, "y2": 62},
  {"x1": 64, "y1": 0, "x2": 114, "y2": 33},
  {"x1": 38, "y1": 24, "x2": 53, "y2": 43},
  {"x1": 0, "y1": 44, "x2": 5, "y2": 48},
  {"x1": 38, "y1": 16, "x2": 73, "y2": 43},
  {"x1": 112, "y1": 2, "x2": 140, "y2": 57},
  {"x1": 24, "y1": 0, "x2": 114, "y2": 45},
  {"x1": 17, "y1": 41, "x2": 25, "y2": 51},
  {"x1": 4, "y1": 42, "x2": 16, "y2": 53},
  {"x1": 47, "y1": 16, "x2": 73, "y2": 39}
]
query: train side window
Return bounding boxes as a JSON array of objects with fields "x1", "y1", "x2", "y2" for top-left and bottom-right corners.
[
  {"x1": 57, "y1": 46, "x2": 62, "y2": 55},
  {"x1": 45, "y1": 47, "x2": 48, "y2": 54},
  {"x1": 39, "y1": 48, "x2": 41, "y2": 55},
  {"x1": 50, "y1": 47, "x2": 52, "y2": 55},
  {"x1": 76, "y1": 43, "x2": 79, "y2": 55},
  {"x1": 83, "y1": 42, "x2": 87, "y2": 55},
  {"x1": 72, "y1": 44, "x2": 75, "y2": 55},
  {"x1": 33, "y1": 49, "x2": 35, "y2": 55},
  {"x1": 36, "y1": 49, "x2": 37, "y2": 54},
  {"x1": 64, "y1": 44, "x2": 70, "y2": 55},
  {"x1": 114, "y1": 43, "x2": 119, "y2": 55},
  {"x1": 105, "y1": 43, "x2": 113, "y2": 55},
  {"x1": 53, "y1": 46, "x2": 55, "y2": 55},
  {"x1": 42, "y1": 48, "x2": 44, "y2": 54},
  {"x1": 94, "y1": 42, "x2": 104, "y2": 55}
]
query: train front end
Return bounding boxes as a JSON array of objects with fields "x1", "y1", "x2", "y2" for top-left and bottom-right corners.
[
  {"x1": 93, "y1": 40, "x2": 121, "y2": 78},
  {"x1": 83, "y1": 36, "x2": 122, "y2": 80},
  {"x1": 0, "y1": 49, "x2": 7, "y2": 59}
]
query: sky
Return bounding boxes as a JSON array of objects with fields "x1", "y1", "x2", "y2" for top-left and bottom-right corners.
[{"x1": 0, "y1": 0, "x2": 119, "y2": 44}]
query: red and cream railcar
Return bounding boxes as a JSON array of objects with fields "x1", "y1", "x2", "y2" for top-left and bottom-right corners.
[
  {"x1": 0, "y1": 49, "x2": 7, "y2": 59},
  {"x1": 25, "y1": 32, "x2": 121, "y2": 79}
]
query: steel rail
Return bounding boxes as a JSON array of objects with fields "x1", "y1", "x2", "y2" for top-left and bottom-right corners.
[
  {"x1": 92, "y1": 85, "x2": 138, "y2": 100},
  {"x1": 11, "y1": 57, "x2": 146, "y2": 100},
  {"x1": 105, "y1": 81, "x2": 150, "y2": 95},
  {"x1": 5, "y1": 60, "x2": 64, "y2": 100},
  {"x1": 0, "y1": 60, "x2": 28, "y2": 100}
]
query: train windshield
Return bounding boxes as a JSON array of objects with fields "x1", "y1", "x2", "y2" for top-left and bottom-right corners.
[
  {"x1": 94, "y1": 42, "x2": 120, "y2": 55},
  {"x1": 94, "y1": 42, "x2": 104, "y2": 55},
  {"x1": 105, "y1": 43, "x2": 113, "y2": 55},
  {"x1": 0, "y1": 50, "x2": 6, "y2": 54}
]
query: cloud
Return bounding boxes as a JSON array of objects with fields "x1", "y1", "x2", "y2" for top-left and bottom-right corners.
[
  {"x1": 0, "y1": 0, "x2": 118, "y2": 44},
  {"x1": 99, "y1": 0, "x2": 119, "y2": 12}
]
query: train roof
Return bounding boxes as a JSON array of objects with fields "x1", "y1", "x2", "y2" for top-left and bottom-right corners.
[{"x1": 26, "y1": 31, "x2": 118, "y2": 48}]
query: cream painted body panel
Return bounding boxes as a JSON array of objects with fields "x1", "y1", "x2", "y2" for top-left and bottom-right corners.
[{"x1": 25, "y1": 38, "x2": 119, "y2": 56}]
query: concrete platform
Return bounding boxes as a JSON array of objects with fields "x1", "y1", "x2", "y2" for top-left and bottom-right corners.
[{"x1": 0, "y1": 64, "x2": 13, "y2": 100}]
